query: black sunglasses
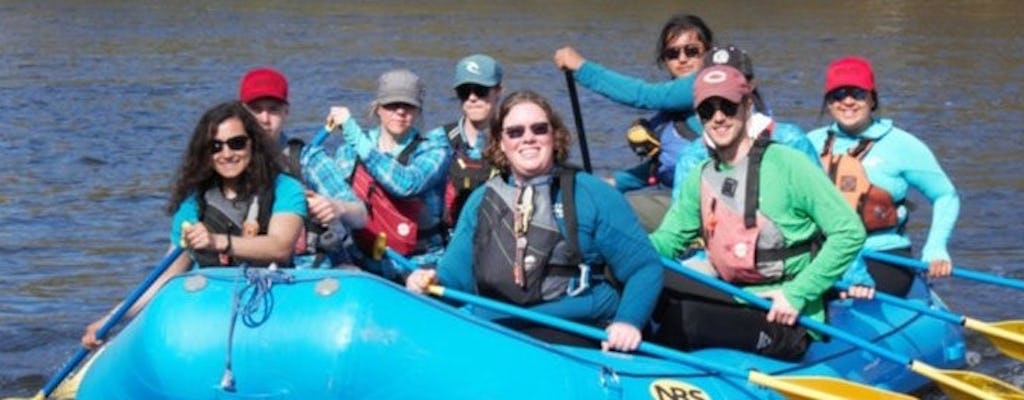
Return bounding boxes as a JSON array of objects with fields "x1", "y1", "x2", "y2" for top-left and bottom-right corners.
[
  {"x1": 661, "y1": 44, "x2": 703, "y2": 61},
  {"x1": 210, "y1": 135, "x2": 249, "y2": 154},
  {"x1": 455, "y1": 84, "x2": 491, "y2": 101},
  {"x1": 827, "y1": 87, "x2": 870, "y2": 103},
  {"x1": 696, "y1": 98, "x2": 741, "y2": 121},
  {"x1": 503, "y1": 122, "x2": 551, "y2": 139}
]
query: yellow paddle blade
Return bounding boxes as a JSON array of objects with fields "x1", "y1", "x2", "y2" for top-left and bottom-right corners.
[
  {"x1": 964, "y1": 318, "x2": 1024, "y2": 361},
  {"x1": 748, "y1": 371, "x2": 916, "y2": 400},
  {"x1": 911, "y1": 361, "x2": 1024, "y2": 400}
]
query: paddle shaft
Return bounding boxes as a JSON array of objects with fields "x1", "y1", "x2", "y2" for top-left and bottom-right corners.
[
  {"x1": 37, "y1": 247, "x2": 184, "y2": 399},
  {"x1": 310, "y1": 125, "x2": 332, "y2": 147},
  {"x1": 564, "y1": 70, "x2": 592, "y2": 173},
  {"x1": 862, "y1": 250, "x2": 1024, "y2": 291}
]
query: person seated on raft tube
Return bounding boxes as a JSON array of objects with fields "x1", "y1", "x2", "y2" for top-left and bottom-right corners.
[
  {"x1": 807, "y1": 56, "x2": 957, "y2": 297},
  {"x1": 81, "y1": 101, "x2": 307, "y2": 349},
  {"x1": 553, "y1": 13, "x2": 712, "y2": 192},
  {"x1": 648, "y1": 66, "x2": 866, "y2": 361},
  {"x1": 239, "y1": 67, "x2": 367, "y2": 268},
  {"x1": 303, "y1": 69, "x2": 451, "y2": 281},
  {"x1": 406, "y1": 91, "x2": 663, "y2": 352},
  {"x1": 670, "y1": 44, "x2": 819, "y2": 201},
  {"x1": 426, "y1": 54, "x2": 504, "y2": 235}
]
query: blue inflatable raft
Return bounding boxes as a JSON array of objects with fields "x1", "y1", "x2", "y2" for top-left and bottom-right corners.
[{"x1": 77, "y1": 268, "x2": 965, "y2": 399}]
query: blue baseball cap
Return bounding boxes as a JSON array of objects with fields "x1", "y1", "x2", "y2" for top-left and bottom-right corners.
[{"x1": 453, "y1": 54, "x2": 502, "y2": 88}]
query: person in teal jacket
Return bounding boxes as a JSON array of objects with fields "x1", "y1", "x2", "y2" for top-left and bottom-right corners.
[
  {"x1": 82, "y1": 101, "x2": 307, "y2": 349},
  {"x1": 808, "y1": 56, "x2": 958, "y2": 296},
  {"x1": 553, "y1": 14, "x2": 712, "y2": 191},
  {"x1": 406, "y1": 91, "x2": 662, "y2": 353},
  {"x1": 670, "y1": 44, "x2": 820, "y2": 201},
  {"x1": 649, "y1": 66, "x2": 865, "y2": 361}
]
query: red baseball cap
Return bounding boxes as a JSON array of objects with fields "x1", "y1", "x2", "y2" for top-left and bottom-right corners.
[
  {"x1": 239, "y1": 67, "x2": 288, "y2": 104},
  {"x1": 824, "y1": 56, "x2": 875, "y2": 93},
  {"x1": 693, "y1": 65, "x2": 751, "y2": 106}
]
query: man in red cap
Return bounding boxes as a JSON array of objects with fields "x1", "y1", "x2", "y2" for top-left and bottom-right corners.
[
  {"x1": 238, "y1": 67, "x2": 366, "y2": 269},
  {"x1": 648, "y1": 65, "x2": 866, "y2": 361}
]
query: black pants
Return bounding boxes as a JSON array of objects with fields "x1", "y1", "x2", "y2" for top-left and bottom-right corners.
[
  {"x1": 652, "y1": 270, "x2": 810, "y2": 362},
  {"x1": 497, "y1": 319, "x2": 600, "y2": 348},
  {"x1": 867, "y1": 247, "x2": 916, "y2": 297}
]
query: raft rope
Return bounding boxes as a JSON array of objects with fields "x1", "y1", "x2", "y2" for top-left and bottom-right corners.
[{"x1": 220, "y1": 265, "x2": 295, "y2": 392}]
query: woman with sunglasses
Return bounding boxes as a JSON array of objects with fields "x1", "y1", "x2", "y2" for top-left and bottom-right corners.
[
  {"x1": 553, "y1": 14, "x2": 712, "y2": 195},
  {"x1": 312, "y1": 69, "x2": 450, "y2": 280},
  {"x1": 807, "y1": 56, "x2": 959, "y2": 297},
  {"x1": 81, "y1": 101, "x2": 307, "y2": 349},
  {"x1": 406, "y1": 91, "x2": 662, "y2": 352},
  {"x1": 427, "y1": 54, "x2": 503, "y2": 234}
]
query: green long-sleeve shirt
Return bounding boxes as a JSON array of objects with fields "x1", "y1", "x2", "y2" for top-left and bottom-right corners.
[{"x1": 650, "y1": 144, "x2": 866, "y2": 322}]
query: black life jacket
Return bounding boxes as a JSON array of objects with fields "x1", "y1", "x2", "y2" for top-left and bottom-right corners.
[
  {"x1": 283, "y1": 138, "x2": 335, "y2": 267},
  {"x1": 442, "y1": 122, "x2": 498, "y2": 227},
  {"x1": 194, "y1": 183, "x2": 276, "y2": 268},
  {"x1": 472, "y1": 168, "x2": 601, "y2": 306}
]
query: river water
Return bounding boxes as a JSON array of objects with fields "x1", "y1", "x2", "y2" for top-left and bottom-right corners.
[{"x1": 1, "y1": 1, "x2": 1022, "y2": 397}]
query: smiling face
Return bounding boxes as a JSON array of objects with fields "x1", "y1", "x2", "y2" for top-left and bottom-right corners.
[
  {"x1": 827, "y1": 87, "x2": 875, "y2": 134},
  {"x1": 210, "y1": 116, "x2": 252, "y2": 181},
  {"x1": 662, "y1": 29, "x2": 706, "y2": 78},
  {"x1": 499, "y1": 102, "x2": 555, "y2": 181},
  {"x1": 699, "y1": 96, "x2": 750, "y2": 151}
]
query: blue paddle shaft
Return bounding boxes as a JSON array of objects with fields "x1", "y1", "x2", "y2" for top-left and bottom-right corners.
[
  {"x1": 40, "y1": 247, "x2": 184, "y2": 397},
  {"x1": 660, "y1": 257, "x2": 914, "y2": 367},
  {"x1": 862, "y1": 250, "x2": 1024, "y2": 291}
]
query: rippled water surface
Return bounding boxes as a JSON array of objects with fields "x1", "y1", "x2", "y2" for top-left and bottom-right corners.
[{"x1": 2, "y1": 1, "x2": 1023, "y2": 397}]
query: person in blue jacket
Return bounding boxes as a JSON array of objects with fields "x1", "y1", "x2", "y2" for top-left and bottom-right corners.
[
  {"x1": 553, "y1": 14, "x2": 712, "y2": 192},
  {"x1": 82, "y1": 101, "x2": 307, "y2": 349},
  {"x1": 406, "y1": 91, "x2": 662, "y2": 352},
  {"x1": 670, "y1": 44, "x2": 821, "y2": 200},
  {"x1": 808, "y1": 56, "x2": 958, "y2": 296}
]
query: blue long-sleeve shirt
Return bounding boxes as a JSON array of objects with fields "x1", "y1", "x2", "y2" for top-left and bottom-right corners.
[
  {"x1": 807, "y1": 118, "x2": 959, "y2": 263},
  {"x1": 574, "y1": 60, "x2": 696, "y2": 111},
  {"x1": 436, "y1": 171, "x2": 663, "y2": 328}
]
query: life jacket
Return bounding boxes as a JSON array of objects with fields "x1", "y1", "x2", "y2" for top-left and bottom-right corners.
[
  {"x1": 820, "y1": 132, "x2": 899, "y2": 232},
  {"x1": 194, "y1": 183, "x2": 276, "y2": 268},
  {"x1": 627, "y1": 111, "x2": 697, "y2": 186},
  {"x1": 283, "y1": 137, "x2": 350, "y2": 267},
  {"x1": 349, "y1": 133, "x2": 436, "y2": 257},
  {"x1": 700, "y1": 138, "x2": 816, "y2": 284},
  {"x1": 472, "y1": 168, "x2": 601, "y2": 306},
  {"x1": 442, "y1": 122, "x2": 498, "y2": 228}
]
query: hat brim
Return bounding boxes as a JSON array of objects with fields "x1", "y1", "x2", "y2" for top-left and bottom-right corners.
[
  {"x1": 453, "y1": 78, "x2": 499, "y2": 89},
  {"x1": 377, "y1": 95, "x2": 421, "y2": 108}
]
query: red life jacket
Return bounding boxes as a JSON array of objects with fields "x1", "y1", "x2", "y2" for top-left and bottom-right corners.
[
  {"x1": 700, "y1": 138, "x2": 816, "y2": 284},
  {"x1": 820, "y1": 132, "x2": 898, "y2": 232},
  {"x1": 349, "y1": 134, "x2": 427, "y2": 256}
]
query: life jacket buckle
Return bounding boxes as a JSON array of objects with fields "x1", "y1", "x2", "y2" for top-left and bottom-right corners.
[{"x1": 565, "y1": 263, "x2": 591, "y2": 297}]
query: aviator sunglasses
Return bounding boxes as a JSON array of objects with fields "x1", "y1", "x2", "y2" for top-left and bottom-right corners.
[
  {"x1": 210, "y1": 135, "x2": 249, "y2": 154},
  {"x1": 456, "y1": 84, "x2": 491, "y2": 101},
  {"x1": 827, "y1": 87, "x2": 870, "y2": 103},
  {"x1": 661, "y1": 44, "x2": 703, "y2": 60},
  {"x1": 696, "y1": 98, "x2": 741, "y2": 121},
  {"x1": 503, "y1": 122, "x2": 551, "y2": 139}
]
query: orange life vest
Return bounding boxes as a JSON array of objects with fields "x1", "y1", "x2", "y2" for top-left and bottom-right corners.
[{"x1": 820, "y1": 132, "x2": 898, "y2": 232}]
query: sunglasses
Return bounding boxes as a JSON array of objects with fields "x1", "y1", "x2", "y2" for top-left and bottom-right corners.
[
  {"x1": 503, "y1": 122, "x2": 551, "y2": 139},
  {"x1": 456, "y1": 84, "x2": 491, "y2": 101},
  {"x1": 696, "y1": 98, "x2": 741, "y2": 121},
  {"x1": 827, "y1": 87, "x2": 870, "y2": 103},
  {"x1": 661, "y1": 44, "x2": 703, "y2": 61},
  {"x1": 210, "y1": 135, "x2": 249, "y2": 154}
]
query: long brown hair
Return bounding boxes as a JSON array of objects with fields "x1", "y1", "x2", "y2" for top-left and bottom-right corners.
[
  {"x1": 484, "y1": 90, "x2": 572, "y2": 173},
  {"x1": 166, "y1": 101, "x2": 283, "y2": 214}
]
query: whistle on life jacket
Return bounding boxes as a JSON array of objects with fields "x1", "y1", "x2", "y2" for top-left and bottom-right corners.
[
  {"x1": 626, "y1": 119, "x2": 661, "y2": 160},
  {"x1": 372, "y1": 231, "x2": 387, "y2": 260}
]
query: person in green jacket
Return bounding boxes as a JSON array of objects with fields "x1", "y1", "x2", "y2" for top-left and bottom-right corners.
[{"x1": 648, "y1": 65, "x2": 866, "y2": 361}]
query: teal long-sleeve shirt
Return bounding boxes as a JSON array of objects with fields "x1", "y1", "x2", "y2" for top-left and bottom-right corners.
[
  {"x1": 807, "y1": 118, "x2": 959, "y2": 263},
  {"x1": 574, "y1": 60, "x2": 696, "y2": 112},
  {"x1": 436, "y1": 171, "x2": 663, "y2": 329},
  {"x1": 650, "y1": 145, "x2": 866, "y2": 322}
]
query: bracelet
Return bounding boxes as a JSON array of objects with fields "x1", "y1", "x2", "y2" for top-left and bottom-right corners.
[{"x1": 223, "y1": 234, "x2": 233, "y2": 255}]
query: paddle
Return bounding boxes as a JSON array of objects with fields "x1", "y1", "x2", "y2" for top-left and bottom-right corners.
[
  {"x1": 661, "y1": 257, "x2": 1024, "y2": 400},
  {"x1": 310, "y1": 123, "x2": 333, "y2": 147},
  {"x1": 26, "y1": 247, "x2": 184, "y2": 400},
  {"x1": 563, "y1": 70, "x2": 592, "y2": 173},
  {"x1": 843, "y1": 285, "x2": 1024, "y2": 362},
  {"x1": 862, "y1": 250, "x2": 1024, "y2": 291},
  {"x1": 427, "y1": 284, "x2": 912, "y2": 400}
]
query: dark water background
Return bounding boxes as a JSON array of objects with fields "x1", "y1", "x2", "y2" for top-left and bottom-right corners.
[{"x1": 2, "y1": 1, "x2": 1022, "y2": 397}]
